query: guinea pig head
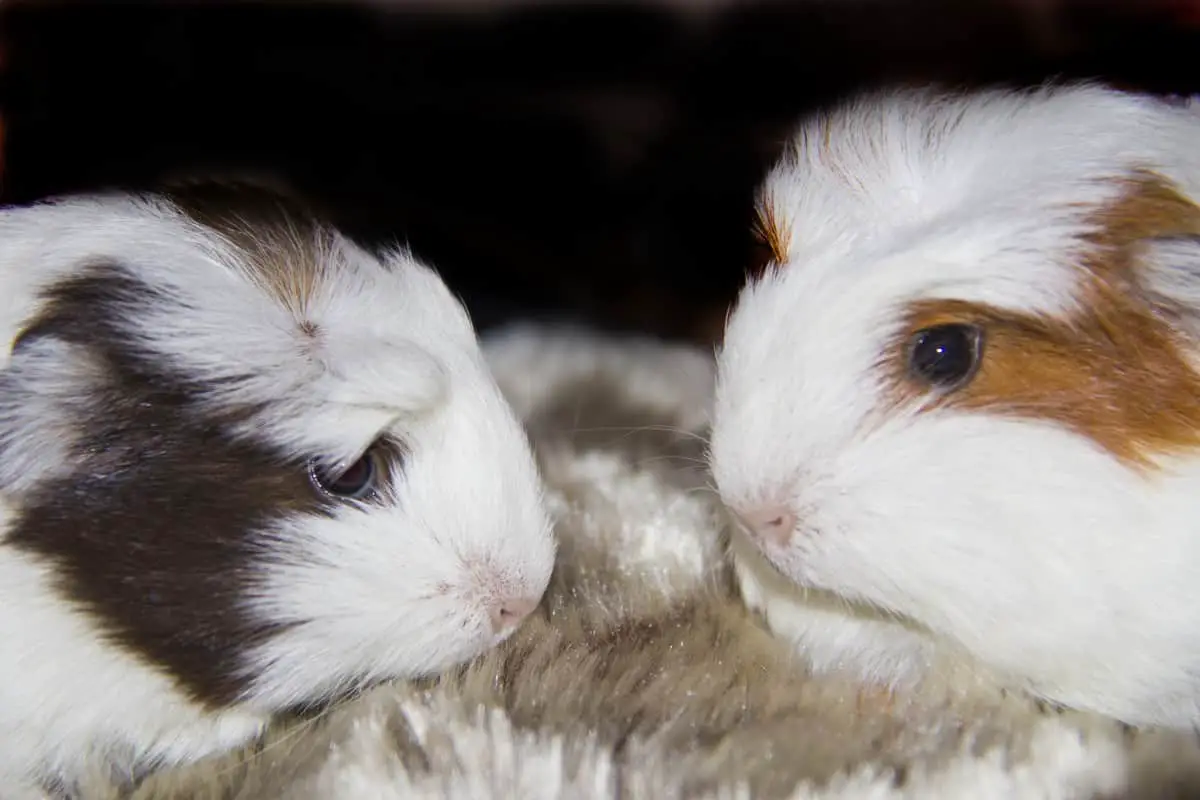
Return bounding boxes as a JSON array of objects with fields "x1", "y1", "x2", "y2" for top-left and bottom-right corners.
[
  {"x1": 0, "y1": 187, "x2": 556, "y2": 714},
  {"x1": 709, "y1": 85, "x2": 1200, "y2": 722}
]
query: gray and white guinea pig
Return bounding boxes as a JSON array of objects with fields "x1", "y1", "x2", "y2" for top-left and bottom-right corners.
[
  {"x1": 708, "y1": 83, "x2": 1200, "y2": 729},
  {"x1": 0, "y1": 179, "x2": 556, "y2": 793}
]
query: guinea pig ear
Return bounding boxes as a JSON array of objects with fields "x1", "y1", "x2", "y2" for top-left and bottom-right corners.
[
  {"x1": 0, "y1": 335, "x2": 104, "y2": 494},
  {"x1": 1133, "y1": 235, "x2": 1200, "y2": 341},
  {"x1": 322, "y1": 338, "x2": 449, "y2": 417}
]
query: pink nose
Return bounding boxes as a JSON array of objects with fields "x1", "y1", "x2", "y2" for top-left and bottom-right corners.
[
  {"x1": 489, "y1": 596, "x2": 539, "y2": 634},
  {"x1": 734, "y1": 504, "x2": 797, "y2": 547}
]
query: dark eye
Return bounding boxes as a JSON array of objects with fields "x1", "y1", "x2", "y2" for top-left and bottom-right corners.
[
  {"x1": 908, "y1": 323, "x2": 983, "y2": 389},
  {"x1": 309, "y1": 449, "x2": 380, "y2": 500}
]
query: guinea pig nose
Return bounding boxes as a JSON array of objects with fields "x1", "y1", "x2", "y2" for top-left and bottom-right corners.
[
  {"x1": 489, "y1": 596, "x2": 539, "y2": 634},
  {"x1": 734, "y1": 504, "x2": 798, "y2": 547}
]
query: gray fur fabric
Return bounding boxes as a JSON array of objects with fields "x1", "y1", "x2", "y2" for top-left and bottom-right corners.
[{"x1": 90, "y1": 326, "x2": 1200, "y2": 799}]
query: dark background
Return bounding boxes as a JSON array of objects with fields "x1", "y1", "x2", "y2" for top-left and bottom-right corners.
[{"x1": 1, "y1": 0, "x2": 1199, "y2": 343}]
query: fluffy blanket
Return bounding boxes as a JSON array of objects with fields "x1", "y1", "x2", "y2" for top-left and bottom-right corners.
[{"x1": 91, "y1": 326, "x2": 1200, "y2": 800}]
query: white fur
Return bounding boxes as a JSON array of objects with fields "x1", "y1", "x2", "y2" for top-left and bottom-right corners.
[
  {"x1": 0, "y1": 193, "x2": 556, "y2": 789},
  {"x1": 710, "y1": 84, "x2": 1200, "y2": 727}
]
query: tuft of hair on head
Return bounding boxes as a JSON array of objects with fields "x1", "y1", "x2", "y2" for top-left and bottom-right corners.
[
  {"x1": 750, "y1": 194, "x2": 791, "y2": 278},
  {"x1": 159, "y1": 176, "x2": 340, "y2": 321}
]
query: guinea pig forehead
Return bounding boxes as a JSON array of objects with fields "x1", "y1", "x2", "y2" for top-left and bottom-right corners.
[
  {"x1": 199, "y1": 225, "x2": 457, "y2": 419},
  {"x1": 22, "y1": 259, "x2": 442, "y2": 467},
  {"x1": 879, "y1": 172, "x2": 1200, "y2": 468},
  {"x1": 759, "y1": 187, "x2": 1093, "y2": 318}
]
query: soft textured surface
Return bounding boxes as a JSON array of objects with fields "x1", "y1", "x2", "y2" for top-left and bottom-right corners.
[{"x1": 89, "y1": 325, "x2": 1200, "y2": 799}]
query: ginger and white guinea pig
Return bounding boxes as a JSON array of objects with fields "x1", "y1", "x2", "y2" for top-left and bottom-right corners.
[
  {"x1": 709, "y1": 83, "x2": 1200, "y2": 729},
  {"x1": 0, "y1": 179, "x2": 555, "y2": 793}
]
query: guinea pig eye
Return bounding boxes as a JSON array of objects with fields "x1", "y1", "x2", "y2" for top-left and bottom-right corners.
[
  {"x1": 908, "y1": 323, "x2": 983, "y2": 390},
  {"x1": 308, "y1": 448, "x2": 380, "y2": 500}
]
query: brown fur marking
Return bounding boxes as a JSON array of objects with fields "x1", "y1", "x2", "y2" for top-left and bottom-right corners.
[{"x1": 883, "y1": 172, "x2": 1200, "y2": 468}]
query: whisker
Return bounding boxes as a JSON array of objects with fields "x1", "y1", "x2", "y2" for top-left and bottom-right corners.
[
  {"x1": 628, "y1": 454, "x2": 711, "y2": 469},
  {"x1": 558, "y1": 424, "x2": 711, "y2": 444},
  {"x1": 209, "y1": 701, "x2": 340, "y2": 779},
  {"x1": 681, "y1": 485, "x2": 722, "y2": 500}
]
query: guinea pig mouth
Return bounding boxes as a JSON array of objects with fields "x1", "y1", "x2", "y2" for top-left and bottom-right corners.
[
  {"x1": 730, "y1": 518, "x2": 930, "y2": 637},
  {"x1": 758, "y1": 549, "x2": 929, "y2": 635}
]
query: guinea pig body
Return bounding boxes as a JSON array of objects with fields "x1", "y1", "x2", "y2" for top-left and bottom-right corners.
[
  {"x1": 709, "y1": 83, "x2": 1200, "y2": 728},
  {"x1": 0, "y1": 182, "x2": 555, "y2": 791}
]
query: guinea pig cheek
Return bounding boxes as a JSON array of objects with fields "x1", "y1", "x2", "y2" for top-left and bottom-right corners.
[
  {"x1": 842, "y1": 273, "x2": 1200, "y2": 645},
  {"x1": 241, "y1": 508, "x2": 513, "y2": 702}
]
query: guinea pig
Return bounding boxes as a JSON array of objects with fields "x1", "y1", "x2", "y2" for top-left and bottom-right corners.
[
  {"x1": 0, "y1": 179, "x2": 556, "y2": 794},
  {"x1": 708, "y1": 83, "x2": 1200, "y2": 729}
]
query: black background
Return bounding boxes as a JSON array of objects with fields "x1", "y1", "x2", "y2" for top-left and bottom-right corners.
[{"x1": 2, "y1": 0, "x2": 1198, "y2": 342}]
